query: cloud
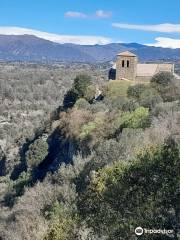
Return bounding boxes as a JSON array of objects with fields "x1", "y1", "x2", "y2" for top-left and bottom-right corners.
[
  {"x1": 64, "y1": 11, "x2": 87, "y2": 18},
  {"x1": 146, "y1": 37, "x2": 180, "y2": 49},
  {"x1": 65, "y1": 10, "x2": 112, "y2": 19},
  {"x1": 112, "y1": 23, "x2": 180, "y2": 33},
  {"x1": 95, "y1": 10, "x2": 112, "y2": 18},
  {"x1": 0, "y1": 26, "x2": 113, "y2": 45}
]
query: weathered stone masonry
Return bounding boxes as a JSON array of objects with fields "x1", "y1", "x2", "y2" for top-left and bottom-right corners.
[{"x1": 111, "y1": 51, "x2": 175, "y2": 82}]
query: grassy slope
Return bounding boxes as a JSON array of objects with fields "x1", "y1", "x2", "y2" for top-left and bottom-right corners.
[{"x1": 106, "y1": 80, "x2": 134, "y2": 99}]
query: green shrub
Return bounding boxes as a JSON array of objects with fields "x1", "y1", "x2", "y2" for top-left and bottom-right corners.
[
  {"x1": 139, "y1": 88, "x2": 163, "y2": 109},
  {"x1": 3, "y1": 171, "x2": 32, "y2": 206},
  {"x1": 44, "y1": 201, "x2": 66, "y2": 220},
  {"x1": 127, "y1": 84, "x2": 147, "y2": 99},
  {"x1": 89, "y1": 102, "x2": 108, "y2": 113},
  {"x1": 121, "y1": 99, "x2": 140, "y2": 112},
  {"x1": 63, "y1": 74, "x2": 92, "y2": 109},
  {"x1": 79, "y1": 140, "x2": 180, "y2": 239},
  {"x1": 44, "y1": 214, "x2": 76, "y2": 240},
  {"x1": 119, "y1": 107, "x2": 150, "y2": 129},
  {"x1": 84, "y1": 84, "x2": 96, "y2": 102},
  {"x1": 75, "y1": 98, "x2": 90, "y2": 109},
  {"x1": 26, "y1": 138, "x2": 48, "y2": 168},
  {"x1": 151, "y1": 72, "x2": 173, "y2": 86},
  {"x1": 150, "y1": 72, "x2": 177, "y2": 102},
  {"x1": 152, "y1": 101, "x2": 180, "y2": 117},
  {"x1": 13, "y1": 171, "x2": 31, "y2": 196},
  {"x1": 94, "y1": 139, "x2": 123, "y2": 167},
  {"x1": 104, "y1": 97, "x2": 127, "y2": 110},
  {"x1": 72, "y1": 74, "x2": 92, "y2": 98},
  {"x1": 80, "y1": 121, "x2": 97, "y2": 139},
  {"x1": 105, "y1": 97, "x2": 139, "y2": 112}
]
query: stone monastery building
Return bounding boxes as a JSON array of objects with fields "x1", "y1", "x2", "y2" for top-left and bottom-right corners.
[{"x1": 110, "y1": 51, "x2": 175, "y2": 82}]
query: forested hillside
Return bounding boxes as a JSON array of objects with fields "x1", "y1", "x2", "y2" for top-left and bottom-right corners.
[
  {"x1": 0, "y1": 66, "x2": 180, "y2": 239},
  {"x1": 0, "y1": 62, "x2": 108, "y2": 176}
]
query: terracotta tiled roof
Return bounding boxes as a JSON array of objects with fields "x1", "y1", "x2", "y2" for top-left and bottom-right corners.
[
  {"x1": 137, "y1": 63, "x2": 174, "y2": 77},
  {"x1": 136, "y1": 64, "x2": 158, "y2": 77}
]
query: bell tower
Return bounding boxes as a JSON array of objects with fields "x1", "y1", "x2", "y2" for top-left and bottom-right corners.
[{"x1": 116, "y1": 51, "x2": 138, "y2": 81}]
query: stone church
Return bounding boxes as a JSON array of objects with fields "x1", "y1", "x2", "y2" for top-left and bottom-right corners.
[{"x1": 109, "y1": 51, "x2": 175, "y2": 82}]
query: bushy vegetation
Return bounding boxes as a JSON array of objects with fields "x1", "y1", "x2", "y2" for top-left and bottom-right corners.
[
  {"x1": 79, "y1": 139, "x2": 180, "y2": 239},
  {"x1": 26, "y1": 138, "x2": 49, "y2": 168},
  {"x1": 0, "y1": 68, "x2": 180, "y2": 240},
  {"x1": 118, "y1": 106, "x2": 150, "y2": 129},
  {"x1": 63, "y1": 74, "x2": 93, "y2": 108},
  {"x1": 0, "y1": 62, "x2": 108, "y2": 175},
  {"x1": 127, "y1": 83, "x2": 147, "y2": 99},
  {"x1": 151, "y1": 72, "x2": 178, "y2": 102}
]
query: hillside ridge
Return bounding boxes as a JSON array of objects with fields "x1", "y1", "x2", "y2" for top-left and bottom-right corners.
[{"x1": 0, "y1": 34, "x2": 180, "y2": 62}]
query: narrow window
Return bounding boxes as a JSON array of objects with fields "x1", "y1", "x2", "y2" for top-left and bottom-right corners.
[
  {"x1": 127, "y1": 60, "x2": 130, "y2": 68},
  {"x1": 122, "y1": 60, "x2": 125, "y2": 67}
]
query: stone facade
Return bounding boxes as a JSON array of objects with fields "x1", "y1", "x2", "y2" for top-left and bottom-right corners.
[
  {"x1": 111, "y1": 51, "x2": 175, "y2": 82},
  {"x1": 116, "y1": 51, "x2": 138, "y2": 81}
]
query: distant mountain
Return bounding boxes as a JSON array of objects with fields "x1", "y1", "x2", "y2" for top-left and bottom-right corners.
[
  {"x1": 0, "y1": 35, "x2": 95, "y2": 62},
  {"x1": 0, "y1": 34, "x2": 180, "y2": 62}
]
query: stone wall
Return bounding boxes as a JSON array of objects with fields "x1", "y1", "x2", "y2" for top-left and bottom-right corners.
[{"x1": 116, "y1": 55, "x2": 138, "y2": 81}]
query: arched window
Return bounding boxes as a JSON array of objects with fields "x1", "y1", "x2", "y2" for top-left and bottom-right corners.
[
  {"x1": 127, "y1": 60, "x2": 130, "y2": 68},
  {"x1": 122, "y1": 60, "x2": 125, "y2": 67}
]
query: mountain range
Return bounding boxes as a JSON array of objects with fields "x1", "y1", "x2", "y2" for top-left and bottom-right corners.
[{"x1": 0, "y1": 34, "x2": 180, "y2": 62}]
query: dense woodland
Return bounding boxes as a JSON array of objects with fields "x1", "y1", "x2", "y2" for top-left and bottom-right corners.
[
  {"x1": 0, "y1": 62, "x2": 108, "y2": 174},
  {"x1": 0, "y1": 61, "x2": 180, "y2": 240}
]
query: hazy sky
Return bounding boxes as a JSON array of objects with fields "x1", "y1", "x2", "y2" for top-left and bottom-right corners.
[{"x1": 0, "y1": 0, "x2": 180, "y2": 47}]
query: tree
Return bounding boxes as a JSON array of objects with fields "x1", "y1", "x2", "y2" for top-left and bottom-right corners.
[
  {"x1": 139, "y1": 88, "x2": 163, "y2": 109},
  {"x1": 75, "y1": 98, "x2": 90, "y2": 109},
  {"x1": 119, "y1": 107, "x2": 150, "y2": 129},
  {"x1": 44, "y1": 210, "x2": 76, "y2": 240},
  {"x1": 151, "y1": 72, "x2": 173, "y2": 86},
  {"x1": 63, "y1": 74, "x2": 92, "y2": 109},
  {"x1": 80, "y1": 121, "x2": 97, "y2": 139},
  {"x1": 84, "y1": 85, "x2": 96, "y2": 103},
  {"x1": 26, "y1": 138, "x2": 48, "y2": 169},
  {"x1": 151, "y1": 72, "x2": 177, "y2": 102},
  {"x1": 72, "y1": 74, "x2": 92, "y2": 99},
  {"x1": 79, "y1": 139, "x2": 180, "y2": 239},
  {"x1": 127, "y1": 84, "x2": 147, "y2": 99}
]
